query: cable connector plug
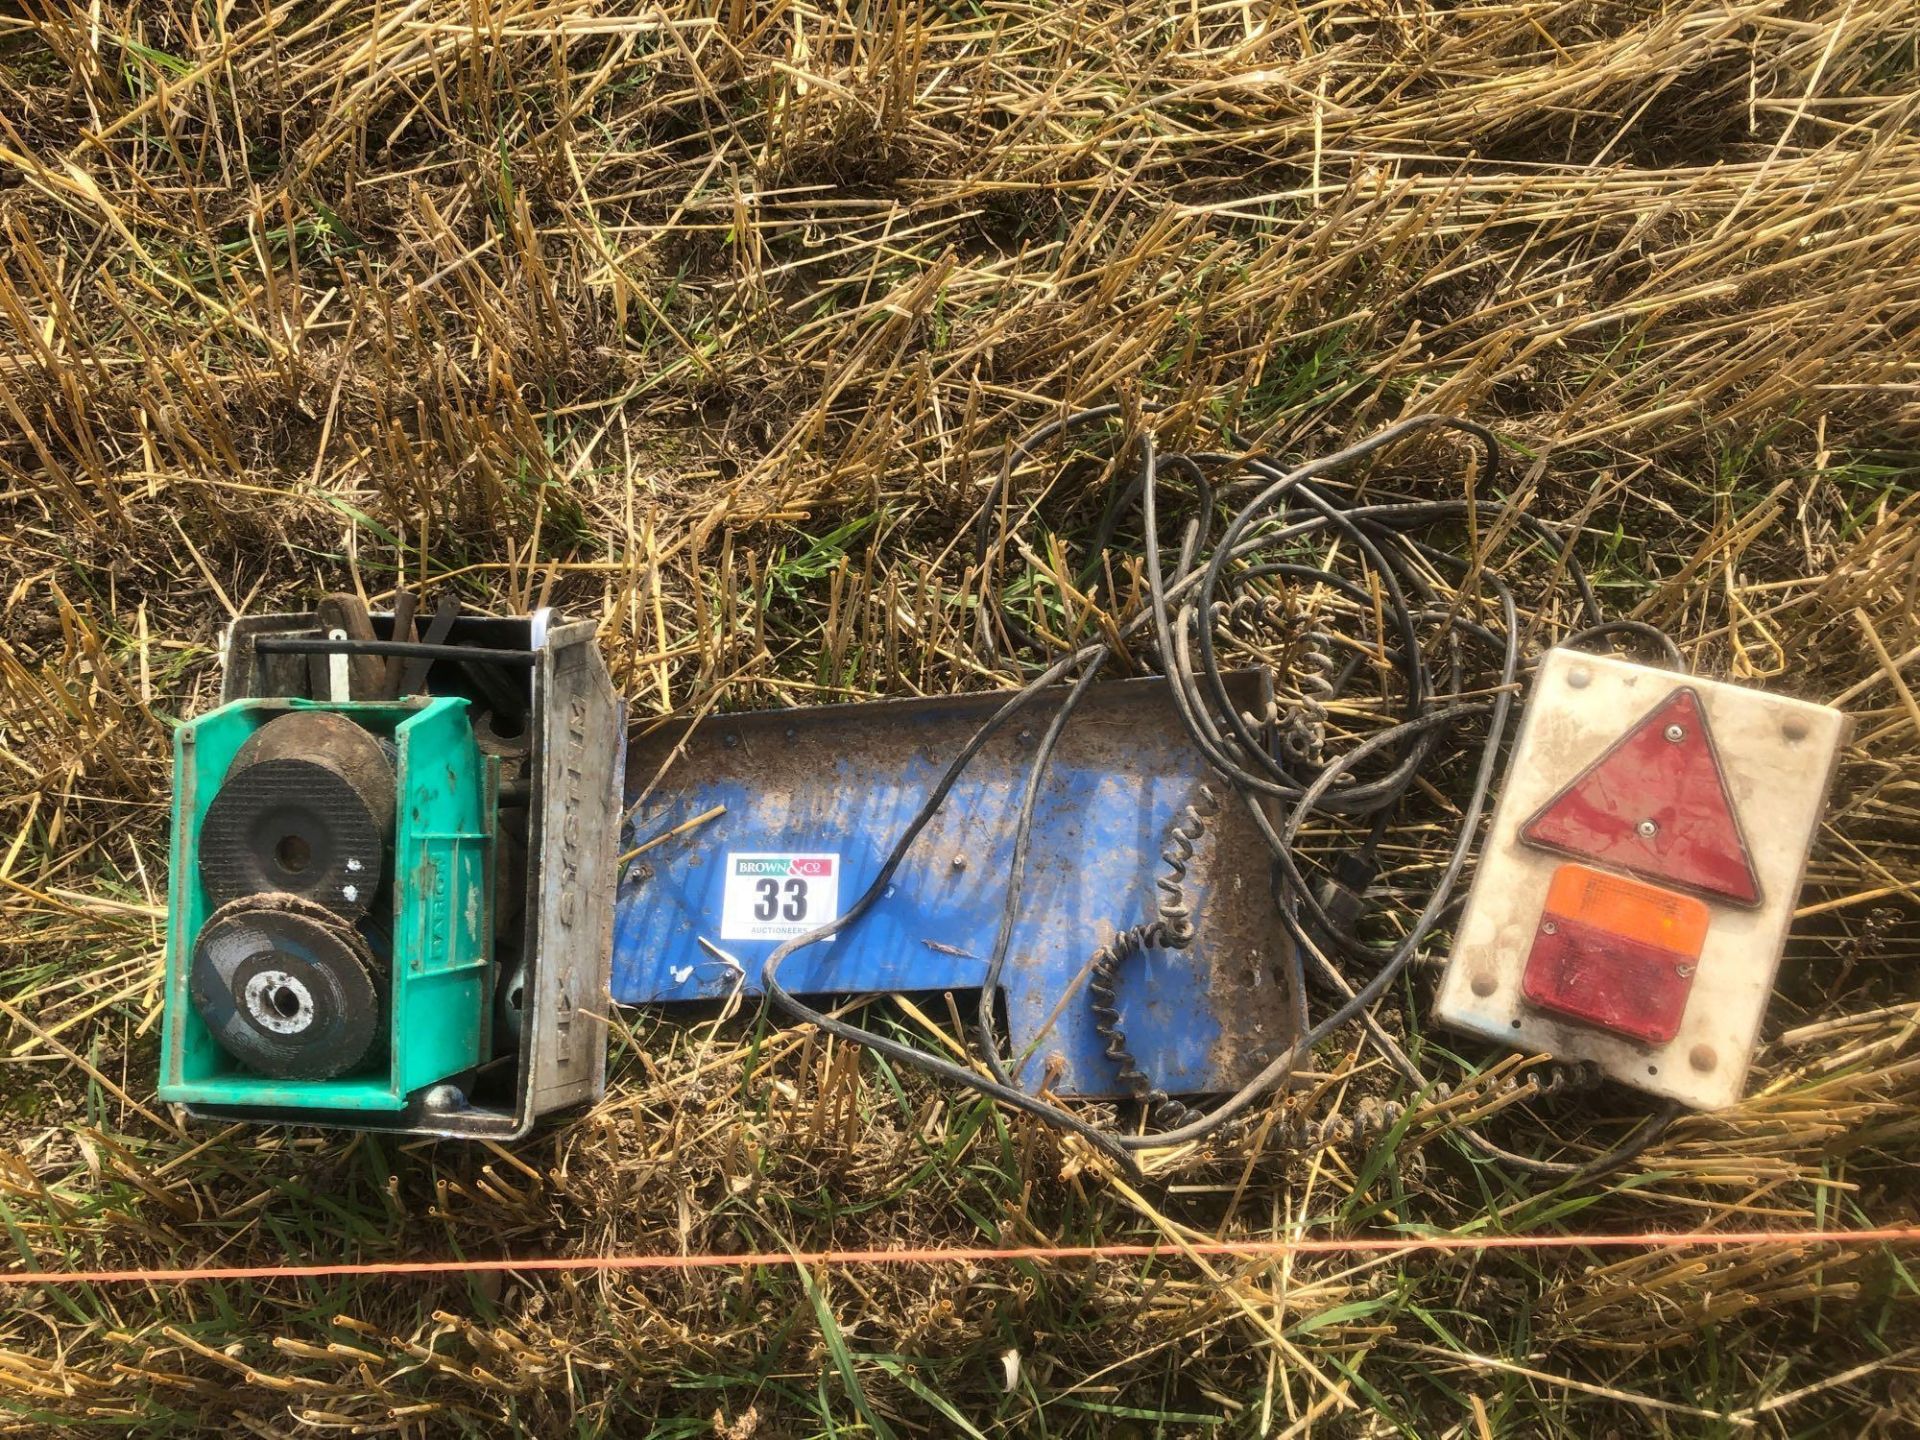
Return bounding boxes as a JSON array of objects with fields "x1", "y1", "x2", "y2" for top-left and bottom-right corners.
[{"x1": 1313, "y1": 850, "x2": 1380, "y2": 939}]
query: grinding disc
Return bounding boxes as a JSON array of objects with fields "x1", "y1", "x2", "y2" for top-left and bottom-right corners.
[
  {"x1": 230, "y1": 709, "x2": 395, "y2": 787},
  {"x1": 190, "y1": 896, "x2": 383, "y2": 1079},
  {"x1": 199, "y1": 712, "x2": 395, "y2": 917}
]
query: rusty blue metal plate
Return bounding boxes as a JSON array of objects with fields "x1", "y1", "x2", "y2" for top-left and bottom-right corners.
[{"x1": 611, "y1": 673, "x2": 1296, "y2": 1099}]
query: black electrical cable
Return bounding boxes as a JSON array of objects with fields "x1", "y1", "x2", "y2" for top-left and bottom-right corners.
[
  {"x1": 1563, "y1": 619, "x2": 1687, "y2": 669},
  {"x1": 760, "y1": 407, "x2": 1685, "y2": 1183}
]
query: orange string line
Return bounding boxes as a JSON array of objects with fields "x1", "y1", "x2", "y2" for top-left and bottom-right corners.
[{"x1": 6, "y1": 1228, "x2": 1917, "y2": 1287}]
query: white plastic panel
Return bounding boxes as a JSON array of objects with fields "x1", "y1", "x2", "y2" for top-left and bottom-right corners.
[{"x1": 1434, "y1": 648, "x2": 1849, "y2": 1109}]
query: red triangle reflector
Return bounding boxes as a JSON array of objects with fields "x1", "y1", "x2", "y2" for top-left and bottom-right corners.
[{"x1": 1519, "y1": 687, "x2": 1761, "y2": 906}]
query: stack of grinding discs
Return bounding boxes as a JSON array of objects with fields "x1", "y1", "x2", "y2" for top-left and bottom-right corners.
[
  {"x1": 192, "y1": 712, "x2": 396, "y2": 1080},
  {"x1": 190, "y1": 895, "x2": 385, "y2": 1079}
]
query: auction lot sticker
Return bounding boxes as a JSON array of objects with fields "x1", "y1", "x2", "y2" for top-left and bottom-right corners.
[{"x1": 720, "y1": 853, "x2": 842, "y2": 941}]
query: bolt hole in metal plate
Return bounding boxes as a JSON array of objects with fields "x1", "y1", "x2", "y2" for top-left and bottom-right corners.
[
  {"x1": 1435, "y1": 648, "x2": 1849, "y2": 1109},
  {"x1": 611, "y1": 673, "x2": 1297, "y2": 1100}
]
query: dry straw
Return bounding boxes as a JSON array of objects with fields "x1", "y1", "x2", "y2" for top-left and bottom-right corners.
[{"x1": 1, "y1": 0, "x2": 1916, "y2": 1432}]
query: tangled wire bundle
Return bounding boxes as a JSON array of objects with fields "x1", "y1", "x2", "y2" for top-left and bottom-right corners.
[{"x1": 761, "y1": 407, "x2": 1685, "y2": 1182}]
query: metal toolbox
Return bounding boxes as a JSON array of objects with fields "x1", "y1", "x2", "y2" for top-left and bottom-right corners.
[{"x1": 159, "y1": 607, "x2": 622, "y2": 1139}]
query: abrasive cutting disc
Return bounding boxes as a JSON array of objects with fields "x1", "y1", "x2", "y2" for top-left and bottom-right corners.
[
  {"x1": 190, "y1": 896, "x2": 383, "y2": 1079},
  {"x1": 199, "y1": 711, "x2": 395, "y2": 917}
]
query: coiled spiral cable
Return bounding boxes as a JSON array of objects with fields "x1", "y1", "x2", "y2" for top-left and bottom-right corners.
[
  {"x1": 1266, "y1": 1061, "x2": 1603, "y2": 1152},
  {"x1": 1088, "y1": 786, "x2": 1219, "y2": 1130},
  {"x1": 760, "y1": 406, "x2": 1685, "y2": 1183},
  {"x1": 1282, "y1": 609, "x2": 1336, "y2": 768},
  {"x1": 1095, "y1": 787, "x2": 1605, "y2": 1155},
  {"x1": 1151, "y1": 783, "x2": 1217, "y2": 948}
]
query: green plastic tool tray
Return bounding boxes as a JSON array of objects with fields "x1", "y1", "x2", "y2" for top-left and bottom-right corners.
[{"x1": 160, "y1": 696, "x2": 495, "y2": 1111}]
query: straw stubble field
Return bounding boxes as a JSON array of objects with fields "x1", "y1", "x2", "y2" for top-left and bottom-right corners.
[{"x1": 2, "y1": 0, "x2": 1917, "y2": 1434}]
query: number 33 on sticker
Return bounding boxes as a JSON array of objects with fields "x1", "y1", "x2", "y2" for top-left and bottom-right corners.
[{"x1": 720, "y1": 854, "x2": 842, "y2": 942}]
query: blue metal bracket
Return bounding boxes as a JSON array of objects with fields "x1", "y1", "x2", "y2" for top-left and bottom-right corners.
[{"x1": 611, "y1": 673, "x2": 1296, "y2": 1099}]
